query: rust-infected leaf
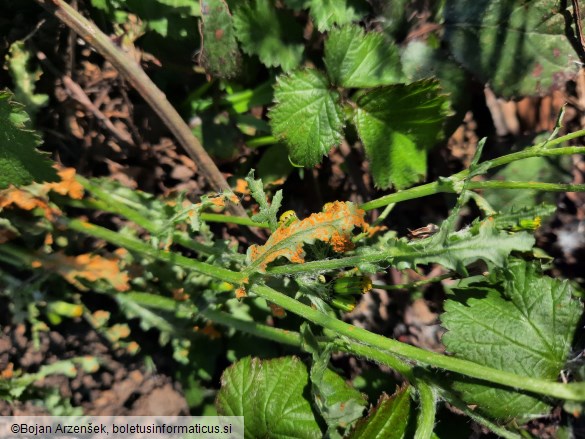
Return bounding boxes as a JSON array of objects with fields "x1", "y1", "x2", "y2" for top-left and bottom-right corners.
[
  {"x1": 45, "y1": 167, "x2": 84, "y2": 199},
  {"x1": 0, "y1": 186, "x2": 58, "y2": 219},
  {"x1": 245, "y1": 201, "x2": 367, "y2": 272},
  {"x1": 33, "y1": 252, "x2": 130, "y2": 292}
]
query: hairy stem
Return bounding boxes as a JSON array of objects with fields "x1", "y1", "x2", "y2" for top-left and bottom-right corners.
[
  {"x1": 251, "y1": 283, "x2": 585, "y2": 401},
  {"x1": 361, "y1": 142, "x2": 585, "y2": 211}
]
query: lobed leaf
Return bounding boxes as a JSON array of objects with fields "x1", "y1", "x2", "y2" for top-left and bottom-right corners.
[
  {"x1": 216, "y1": 356, "x2": 322, "y2": 438},
  {"x1": 443, "y1": 0, "x2": 581, "y2": 97},
  {"x1": 353, "y1": 79, "x2": 450, "y2": 189},
  {"x1": 269, "y1": 69, "x2": 344, "y2": 167},
  {"x1": 442, "y1": 259, "x2": 583, "y2": 421},
  {"x1": 245, "y1": 169, "x2": 282, "y2": 232},
  {"x1": 199, "y1": 0, "x2": 241, "y2": 78},
  {"x1": 233, "y1": 0, "x2": 304, "y2": 71},
  {"x1": 245, "y1": 201, "x2": 366, "y2": 272},
  {"x1": 0, "y1": 90, "x2": 57, "y2": 189},
  {"x1": 324, "y1": 25, "x2": 403, "y2": 88},
  {"x1": 397, "y1": 219, "x2": 535, "y2": 274},
  {"x1": 5, "y1": 41, "x2": 49, "y2": 119}
]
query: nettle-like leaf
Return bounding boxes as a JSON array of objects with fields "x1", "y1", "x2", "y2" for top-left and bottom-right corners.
[
  {"x1": 245, "y1": 201, "x2": 366, "y2": 273},
  {"x1": 269, "y1": 69, "x2": 344, "y2": 166},
  {"x1": 233, "y1": 0, "x2": 304, "y2": 71},
  {"x1": 444, "y1": 0, "x2": 580, "y2": 97},
  {"x1": 348, "y1": 387, "x2": 412, "y2": 439},
  {"x1": 216, "y1": 356, "x2": 322, "y2": 438},
  {"x1": 324, "y1": 25, "x2": 403, "y2": 88},
  {"x1": 199, "y1": 0, "x2": 241, "y2": 78},
  {"x1": 245, "y1": 169, "x2": 282, "y2": 232},
  {"x1": 307, "y1": 0, "x2": 369, "y2": 31},
  {"x1": 353, "y1": 79, "x2": 451, "y2": 189},
  {"x1": 397, "y1": 219, "x2": 535, "y2": 274},
  {"x1": 442, "y1": 259, "x2": 583, "y2": 421},
  {"x1": 0, "y1": 90, "x2": 57, "y2": 188}
]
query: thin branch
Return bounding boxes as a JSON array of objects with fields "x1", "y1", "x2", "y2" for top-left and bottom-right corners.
[{"x1": 34, "y1": 0, "x2": 249, "y2": 218}]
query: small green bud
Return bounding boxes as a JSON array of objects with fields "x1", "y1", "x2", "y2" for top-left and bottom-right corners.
[
  {"x1": 333, "y1": 276, "x2": 372, "y2": 295},
  {"x1": 330, "y1": 296, "x2": 356, "y2": 312}
]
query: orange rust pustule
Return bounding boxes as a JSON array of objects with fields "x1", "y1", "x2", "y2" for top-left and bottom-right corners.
[{"x1": 248, "y1": 201, "x2": 367, "y2": 270}]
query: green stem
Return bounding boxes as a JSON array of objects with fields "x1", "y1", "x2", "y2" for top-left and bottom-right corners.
[
  {"x1": 360, "y1": 142, "x2": 585, "y2": 211},
  {"x1": 200, "y1": 213, "x2": 269, "y2": 228},
  {"x1": 246, "y1": 136, "x2": 278, "y2": 148},
  {"x1": 202, "y1": 308, "x2": 414, "y2": 378},
  {"x1": 35, "y1": 0, "x2": 249, "y2": 219},
  {"x1": 65, "y1": 218, "x2": 244, "y2": 284},
  {"x1": 373, "y1": 273, "x2": 454, "y2": 291},
  {"x1": 467, "y1": 180, "x2": 585, "y2": 192},
  {"x1": 250, "y1": 284, "x2": 585, "y2": 401},
  {"x1": 414, "y1": 381, "x2": 436, "y2": 439}
]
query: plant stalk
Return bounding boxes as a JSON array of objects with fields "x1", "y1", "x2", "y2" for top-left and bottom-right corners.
[{"x1": 34, "y1": 0, "x2": 248, "y2": 219}]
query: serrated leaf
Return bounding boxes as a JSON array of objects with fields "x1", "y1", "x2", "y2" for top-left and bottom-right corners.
[
  {"x1": 307, "y1": 0, "x2": 369, "y2": 31},
  {"x1": 199, "y1": 0, "x2": 241, "y2": 78},
  {"x1": 442, "y1": 259, "x2": 583, "y2": 421},
  {"x1": 270, "y1": 69, "x2": 344, "y2": 166},
  {"x1": 348, "y1": 387, "x2": 411, "y2": 439},
  {"x1": 5, "y1": 41, "x2": 49, "y2": 119},
  {"x1": 353, "y1": 79, "x2": 450, "y2": 189},
  {"x1": 233, "y1": 0, "x2": 304, "y2": 71},
  {"x1": 443, "y1": 0, "x2": 580, "y2": 97},
  {"x1": 491, "y1": 203, "x2": 556, "y2": 231},
  {"x1": 216, "y1": 356, "x2": 322, "y2": 438},
  {"x1": 245, "y1": 201, "x2": 366, "y2": 273},
  {"x1": 245, "y1": 169, "x2": 282, "y2": 231},
  {"x1": 324, "y1": 25, "x2": 403, "y2": 87},
  {"x1": 397, "y1": 219, "x2": 535, "y2": 274},
  {"x1": 0, "y1": 90, "x2": 57, "y2": 188}
]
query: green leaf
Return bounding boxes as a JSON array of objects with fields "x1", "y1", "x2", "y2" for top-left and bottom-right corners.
[
  {"x1": 307, "y1": 0, "x2": 369, "y2": 31},
  {"x1": 348, "y1": 387, "x2": 412, "y2": 439},
  {"x1": 397, "y1": 219, "x2": 535, "y2": 274},
  {"x1": 216, "y1": 356, "x2": 322, "y2": 438},
  {"x1": 443, "y1": 0, "x2": 580, "y2": 97},
  {"x1": 324, "y1": 25, "x2": 403, "y2": 88},
  {"x1": 442, "y1": 259, "x2": 583, "y2": 421},
  {"x1": 0, "y1": 90, "x2": 57, "y2": 188},
  {"x1": 353, "y1": 79, "x2": 450, "y2": 189},
  {"x1": 490, "y1": 203, "x2": 557, "y2": 231},
  {"x1": 257, "y1": 144, "x2": 294, "y2": 183},
  {"x1": 301, "y1": 325, "x2": 367, "y2": 435},
  {"x1": 199, "y1": 0, "x2": 241, "y2": 78},
  {"x1": 233, "y1": 0, "x2": 304, "y2": 71},
  {"x1": 245, "y1": 169, "x2": 283, "y2": 232},
  {"x1": 269, "y1": 69, "x2": 344, "y2": 167},
  {"x1": 5, "y1": 41, "x2": 49, "y2": 119},
  {"x1": 192, "y1": 111, "x2": 240, "y2": 159}
]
